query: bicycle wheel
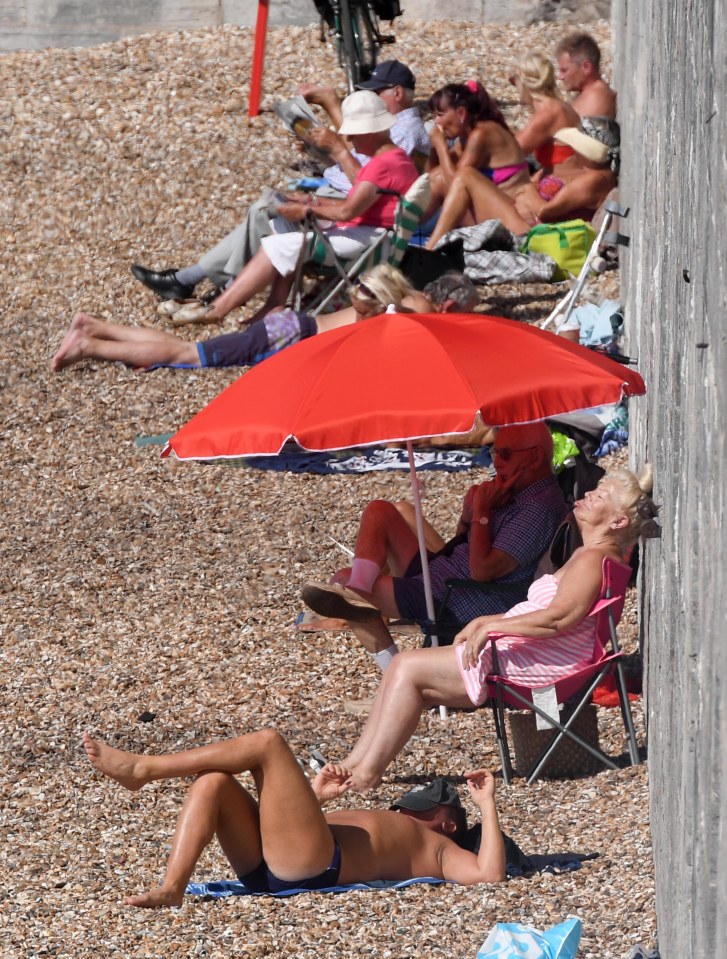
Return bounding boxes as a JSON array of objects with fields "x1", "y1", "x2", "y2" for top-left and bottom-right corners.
[
  {"x1": 339, "y1": 0, "x2": 361, "y2": 92},
  {"x1": 353, "y1": 3, "x2": 378, "y2": 84}
]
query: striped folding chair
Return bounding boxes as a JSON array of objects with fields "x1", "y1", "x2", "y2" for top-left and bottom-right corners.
[{"x1": 290, "y1": 173, "x2": 431, "y2": 316}]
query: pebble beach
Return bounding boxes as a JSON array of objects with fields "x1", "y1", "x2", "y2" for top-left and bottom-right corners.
[{"x1": 1, "y1": 16, "x2": 656, "y2": 958}]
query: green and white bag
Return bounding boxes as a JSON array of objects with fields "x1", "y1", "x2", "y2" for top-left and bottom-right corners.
[{"x1": 520, "y1": 219, "x2": 596, "y2": 280}]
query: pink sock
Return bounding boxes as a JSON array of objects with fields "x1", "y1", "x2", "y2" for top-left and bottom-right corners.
[{"x1": 346, "y1": 558, "x2": 381, "y2": 593}]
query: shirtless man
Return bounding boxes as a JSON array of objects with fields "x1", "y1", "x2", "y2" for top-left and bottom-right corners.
[
  {"x1": 555, "y1": 33, "x2": 617, "y2": 119},
  {"x1": 82, "y1": 728, "x2": 505, "y2": 908}
]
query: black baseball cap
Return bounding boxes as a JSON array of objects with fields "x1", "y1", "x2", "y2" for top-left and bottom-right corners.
[
  {"x1": 357, "y1": 60, "x2": 416, "y2": 91},
  {"x1": 391, "y1": 778, "x2": 462, "y2": 811}
]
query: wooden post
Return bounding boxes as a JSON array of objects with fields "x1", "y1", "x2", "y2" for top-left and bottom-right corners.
[{"x1": 248, "y1": 0, "x2": 270, "y2": 118}]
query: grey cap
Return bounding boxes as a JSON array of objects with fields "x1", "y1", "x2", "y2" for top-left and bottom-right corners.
[{"x1": 391, "y1": 778, "x2": 462, "y2": 811}]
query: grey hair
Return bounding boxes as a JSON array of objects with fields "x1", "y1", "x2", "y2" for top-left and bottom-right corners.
[{"x1": 423, "y1": 272, "x2": 479, "y2": 310}]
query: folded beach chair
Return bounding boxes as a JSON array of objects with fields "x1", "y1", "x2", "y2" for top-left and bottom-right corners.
[
  {"x1": 540, "y1": 197, "x2": 631, "y2": 332},
  {"x1": 486, "y1": 556, "x2": 640, "y2": 785},
  {"x1": 289, "y1": 173, "x2": 431, "y2": 316}
]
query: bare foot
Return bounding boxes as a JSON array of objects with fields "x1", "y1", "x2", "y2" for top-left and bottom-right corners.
[
  {"x1": 123, "y1": 886, "x2": 184, "y2": 909},
  {"x1": 50, "y1": 328, "x2": 86, "y2": 372},
  {"x1": 347, "y1": 767, "x2": 383, "y2": 794},
  {"x1": 82, "y1": 732, "x2": 148, "y2": 791}
]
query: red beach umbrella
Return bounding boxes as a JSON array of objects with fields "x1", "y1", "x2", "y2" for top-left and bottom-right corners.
[
  {"x1": 163, "y1": 312, "x2": 645, "y2": 461},
  {"x1": 162, "y1": 312, "x2": 645, "y2": 674}
]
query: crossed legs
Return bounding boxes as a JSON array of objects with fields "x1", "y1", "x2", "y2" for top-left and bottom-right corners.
[
  {"x1": 82, "y1": 729, "x2": 336, "y2": 908},
  {"x1": 50, "y1": 313, "x2": 199, "y2": 371},
  {"x1": 324, "y1": 500, "x2": 425, "y2": 655}
]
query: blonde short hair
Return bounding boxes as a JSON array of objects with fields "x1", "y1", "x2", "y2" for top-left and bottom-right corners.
[
  {"x1": 608, "y1": 464, "x2": 660, "y2": 540},
  {"x1": 355, "y1": 264, "x2": 416, "y2": 312},
  {"x1": 514, "y1": 52, "x2": 558, "y2": 97}
]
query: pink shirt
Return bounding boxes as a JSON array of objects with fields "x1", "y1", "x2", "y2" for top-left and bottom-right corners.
[{"x1": 337, "y1": 148, "x2": 418, "y2": 229}]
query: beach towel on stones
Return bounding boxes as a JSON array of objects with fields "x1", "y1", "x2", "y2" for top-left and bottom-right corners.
[
  {"x1": 432, "y1": 219, "x2": 558, "y2": 285},
  {"x1": 186, "y1": 847, "x2": 596, "y2": 897},
  {"x1": 186, "y1": 876, "x2": 448, "y2": 899}
]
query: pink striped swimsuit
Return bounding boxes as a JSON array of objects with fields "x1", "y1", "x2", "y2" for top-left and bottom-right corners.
[{"x1": 456, "y1": 574, "x2": 597, "y2": 707}]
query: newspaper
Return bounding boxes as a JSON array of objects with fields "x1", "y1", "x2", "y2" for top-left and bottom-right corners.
[{"x1": 273, "y1": 96, "x2": 330, "y2": 163}]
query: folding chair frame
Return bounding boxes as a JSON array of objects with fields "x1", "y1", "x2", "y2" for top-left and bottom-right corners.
[
  {"x1": 540, "y1": 198, "x2": 630, "y2": 332},
  {"x1": 487, "y1": 557, "x2": 640, "y2": 785},
  {"x1": 288, "y1": 174, "x2": 431, "y2": 318}
]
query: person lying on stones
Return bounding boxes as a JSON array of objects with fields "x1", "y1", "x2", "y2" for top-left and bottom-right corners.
[
  {"x1": 322, "y1": 466, "x2": 658, "y2": 791},
  {"x1": 301, "y1": 424, "x2": 568, "y2": 700},
  {"x1": 131, "y1": 62, "x2": 429, "y2": 324},
  {"x1": 50, "y1": 267, "x2": 478, "y2": 373},
  {"x1": 82, "y1": 728, "x2": 505, "y2": 909}
]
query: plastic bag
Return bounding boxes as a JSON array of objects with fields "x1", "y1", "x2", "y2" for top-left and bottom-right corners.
[{"x1": 477, "y1": 918, "x2": 582, "y2": 959}]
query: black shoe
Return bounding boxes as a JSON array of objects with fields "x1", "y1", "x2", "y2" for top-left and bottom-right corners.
[{"x1": 131, "y1": 264, "x2": 195, "y2": 301}]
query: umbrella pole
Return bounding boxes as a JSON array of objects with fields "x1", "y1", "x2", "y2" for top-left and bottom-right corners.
[{"x1": 406, "y1": 441, "x2": 447, "y2": 721}]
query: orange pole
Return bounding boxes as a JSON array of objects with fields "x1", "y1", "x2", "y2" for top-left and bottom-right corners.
[{"x1": 249, "y1": 0, "x2": 270, "y2": 118}]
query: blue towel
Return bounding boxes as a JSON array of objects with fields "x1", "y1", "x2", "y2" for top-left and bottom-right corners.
[
  {"x1": 135, "y1": 435, "x2": 493, "y2": 475},
  {"x1": 186, "y1": 876, "x2": 447, "y2": 899},
  {"x1": 186, "y1": 853, "x2": 591, "y2": 898}
]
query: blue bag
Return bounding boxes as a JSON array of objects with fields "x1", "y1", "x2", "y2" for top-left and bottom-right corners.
[{"x1": 477, "y1": 918, "x2": 582, "y2": 959}]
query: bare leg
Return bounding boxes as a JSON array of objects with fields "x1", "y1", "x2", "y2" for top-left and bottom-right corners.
[
  {"x1": 83, "y1": 729, "x2": 336, "y2": 892},
  {"x1": 124, "y1": 771, "x2": 262, "y2": 908},
  {"x1": 304, "y1": 503, "x2": 428, "y2": 652},
  {"x1": 206, "y1": 248, "x2": 279, "y2": 321},
  {"x1": 394, "y1": 501, "x2": 446, "y2": 554},
  {"x1": 426, "y1": 168, "x2": 530, "y2": 248},
  {"x1": 352, "y1": 500, "x2": 421, "y2": 574},
  {"x1": 343, "y1": 647, "x2": 473, "y2": 790},
  {"x1": 50, "y1": 327, "x2": 199, "y2": 371},
  {"x1": 425, "y1": 175, "x2": 474, "y2": 248}
]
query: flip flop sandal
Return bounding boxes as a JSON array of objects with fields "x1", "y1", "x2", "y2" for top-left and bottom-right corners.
[
  {"x1": 156, "y1": 298, "x2": 196, "y2": 317},
  {"x1": 169, "y1": 303, "x2": 218, "y2": 326},
  {"x1": 301, "y1": 582, "x2": 380, "y2": 622}
]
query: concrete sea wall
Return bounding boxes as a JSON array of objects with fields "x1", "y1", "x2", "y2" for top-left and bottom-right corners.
[
  {"x1": 1, "y1": 0, "x2": 610, "y2": 52},
  {"x1": 612, "y1": 0, "x2": 727, "y2": 955}
]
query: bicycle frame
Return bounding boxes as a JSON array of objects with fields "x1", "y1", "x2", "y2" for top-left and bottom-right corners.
[{"x1": 316, "y1": 0, "x2": 397, "y2": 92}]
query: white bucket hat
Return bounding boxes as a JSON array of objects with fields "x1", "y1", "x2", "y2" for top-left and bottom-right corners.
[
  {"x1": 338, "y1": 90, "x2": 395, "y2": 135},
  {"x1": 553, "y1": 126, "x2": 610, "y2": 165}
]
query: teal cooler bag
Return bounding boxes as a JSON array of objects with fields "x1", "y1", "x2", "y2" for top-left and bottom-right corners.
[{"x1": 520, "y1": 220, "x2": 595, "y2": 280}]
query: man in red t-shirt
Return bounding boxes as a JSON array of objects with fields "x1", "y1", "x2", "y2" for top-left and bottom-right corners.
[{"x1": 197, "y1": 90, "x2": 418, "y2": 324}]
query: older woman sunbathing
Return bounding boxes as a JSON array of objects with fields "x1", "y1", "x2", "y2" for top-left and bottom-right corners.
[{"x1": 339, "y1": 465, "x2": 658, "y2": 791}]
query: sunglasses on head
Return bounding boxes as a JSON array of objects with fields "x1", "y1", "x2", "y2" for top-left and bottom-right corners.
[{"x1": 354, "y1": 279, "x2": 376, "y2": 299}]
